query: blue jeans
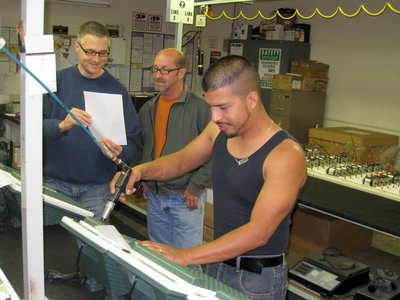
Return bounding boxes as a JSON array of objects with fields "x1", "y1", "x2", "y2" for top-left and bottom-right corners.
[
  {"x1": 205, "y1": 256, "x2": 288, "y2": 300},
  {"x1": 146, "y1": 189, "x2": 205, "y2": 248},
  {"x1": 44, "y1": 177, "x2": 109, "y2": 219}
]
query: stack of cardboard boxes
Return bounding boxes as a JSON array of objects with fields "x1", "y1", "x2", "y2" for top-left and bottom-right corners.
[
  {"x1": 203, "y1": 192, "x2": 373, "y2": 256},
  {"x1": 289, "y1": 207, "x2": 373, "y2": 256},
  {"x1": 272, "y1": 59, "x2": 329, "y2": 93},
  {"x1": 308, "y1": 126, "x2": 399, "y2": 164}
]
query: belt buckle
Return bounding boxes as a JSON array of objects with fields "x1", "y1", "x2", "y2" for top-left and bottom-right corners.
[{"x1": 235, "y1": 257, "x2": 241, "y2": 273}]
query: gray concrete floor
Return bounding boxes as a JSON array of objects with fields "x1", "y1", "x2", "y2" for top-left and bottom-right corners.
[
  {"x1": 1, "y1": 203, "x2": 399, "y2": 300},
  {"x1": 0, "y1": 205, "x2": 146, "y2": 300}
]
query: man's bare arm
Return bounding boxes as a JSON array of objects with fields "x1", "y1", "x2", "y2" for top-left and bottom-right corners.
[{"x1": 116, "y1": 122, "x2": 219, "y2": 195}]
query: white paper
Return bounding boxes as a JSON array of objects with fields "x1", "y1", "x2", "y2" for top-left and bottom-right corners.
[
  {"x1": 95, "y1": 224, "x2": 133, "y2": 251},
  {"x1": 24, "y1": 35, "x2": 54, "y2": 54},
  {"x1": 0, "y1": 169, "x2": 20, "y2": 189},
  {"x1": 84, "y1": 91, "x2": 127, "y2": 145}
]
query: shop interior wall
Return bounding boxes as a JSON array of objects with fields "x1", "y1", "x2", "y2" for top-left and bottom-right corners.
[
  {"x1": 198, "y1": 0, "x2": 400, "y2": 139},
  {"x1": 0, "y1": 0, "x2": 399, "y2": 140}
]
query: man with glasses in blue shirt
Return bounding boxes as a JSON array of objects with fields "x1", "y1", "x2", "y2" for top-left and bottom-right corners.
[
  {"x1": 43, "y1": 21, "x2": 141, "y2": 218},
  {"x1": 135, "y1": 48, "x2": 211, "y2": 254}
]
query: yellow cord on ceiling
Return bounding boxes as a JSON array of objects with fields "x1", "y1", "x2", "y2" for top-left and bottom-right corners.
[{"x1": 204, "y1": 2, "x2": 400, "y2": 20}]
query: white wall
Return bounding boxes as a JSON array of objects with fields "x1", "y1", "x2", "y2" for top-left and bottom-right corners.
[
  {"x1": 197, "y1": 0, "x2": 400, "y2": 138},
  {"x1": 1, "y1": 0, "x2": 399, "y2": 139}
]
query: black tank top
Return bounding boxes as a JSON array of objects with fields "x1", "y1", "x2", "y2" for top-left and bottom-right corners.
[{"x1": 212, "y1": 130, "x2": 295, "y2": 255}]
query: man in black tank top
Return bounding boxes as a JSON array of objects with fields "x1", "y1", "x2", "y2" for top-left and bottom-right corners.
[{"x1": 112, "y1": 55, "x2": 307, "y2": 299}]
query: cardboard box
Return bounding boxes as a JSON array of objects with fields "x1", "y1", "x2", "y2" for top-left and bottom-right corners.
[
  {"x1": 203, "y1": 201, "x2": 214, "y2": 242},
  {"x1": 291, "y1": 59, "x2": 329, "y2": 79},
  {"x1": 293, "y1": 23, "x2": 311, "y2": 43},
  {"x1": 308, "y1": 127, "x2": 399, "y2": 163},
  {"x1": 272, "y1": 74, "x2": 301, "y2": 90},
  {"x1": 203, "y1": 225, "x2": 214, "y2": 242},
  {"x1": 259, "y1": 20, "x2": 274, "y2": 39},
  {"x1": 272, "y1": 74, "x2": 327, "y2": 93},
  {"x1": 204, "y1": 201, "x2": 214, "y2": 228},
  {"x1": 263, "y1": 24, "x2": 284, "y2": 40},
  {"x1": 301, "y1": 76, "x2": 328, "y2": 93},
  {"x1": 290, "y1": 207, "x2": 372, "y2": 256},
  {"x1": 283, "y1": 30, "x2": 295, "y2": 41}
]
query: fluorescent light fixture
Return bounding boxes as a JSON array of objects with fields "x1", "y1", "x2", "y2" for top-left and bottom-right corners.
[{"x1": 46, "y1": 0, "x2": 112, "y2": 8}]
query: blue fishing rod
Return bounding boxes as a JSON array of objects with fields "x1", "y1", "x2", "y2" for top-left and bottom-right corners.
[{"x1": 0, "y1": 37, "x2": 131, "y2": 221}]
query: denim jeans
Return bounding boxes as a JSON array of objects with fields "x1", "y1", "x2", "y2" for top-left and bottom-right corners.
[
  {"x1": 205, "y1": 256, "x2": 288, "y2": 300},
  {"x1": 146, "y1": 189, "x2": 205, "y2": 248},
  {"x1": 44, "y1": 177, "x2": 109, "y2": 219}
]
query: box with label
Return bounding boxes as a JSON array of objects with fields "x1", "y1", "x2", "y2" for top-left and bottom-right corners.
[
  {"x1": 259, "y1": 20, "x2": 275, "y2": 39},
  {"x1": 272, "y1": 74, "x2": 302, "y2": 90},
  {"x1": 290, "y1": 207, "x2": 372, "y2": 256},
  {"x1": 293, "y1": 23, "x2": 311, "y2": 43},
  {"x1": 283, "y1": 30, "x2": 295, "y2": 41},
  {"x1": 272, "y1": 74, "x2": 328, "y2": 93},
  {"x1": 262, "y1": 24, "x2": 284, "y2": 40},
  {"x1": 308, "y1": 127, "x2": 399, "y2": 163},
  {"x1": 291, "y1": 59, "x2": 329, "y2": 79},
  {"x1": 300, "y1": 76, "x2": 328, "y2": 93}
]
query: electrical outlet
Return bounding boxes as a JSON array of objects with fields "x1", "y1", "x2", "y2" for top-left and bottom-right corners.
[{"x1": 196, "y1": 15, "x2": 206, "y2": 27}]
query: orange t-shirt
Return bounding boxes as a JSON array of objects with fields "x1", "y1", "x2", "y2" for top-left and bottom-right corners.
[{"x1": 154, "y1": 94, "x2": 177, "y2": 158}]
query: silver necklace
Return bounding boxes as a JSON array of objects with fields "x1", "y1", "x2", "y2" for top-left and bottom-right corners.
[
  {"x1": 234, "y1": 156, "x2": 249, "y2": 165},
  {"x1": 233, "y1": 120, "x2": 274, "y2": 166}
]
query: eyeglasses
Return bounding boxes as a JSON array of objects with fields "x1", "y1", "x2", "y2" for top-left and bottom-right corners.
[
  {"x1": 78, "y1": 42, "x2": 110, "y2": 57},
  {"x1": 150, "y1": 65, "x2": 181, "y2": 75}
]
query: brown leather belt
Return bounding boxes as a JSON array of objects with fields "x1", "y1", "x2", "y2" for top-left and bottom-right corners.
[{"x1": 224, "y1": 255, "x2": 283, "y2": 274}]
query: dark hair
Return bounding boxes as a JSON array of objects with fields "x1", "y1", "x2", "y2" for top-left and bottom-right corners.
[
  {"x1": 77, "y1": 21, "x2": 110, "y2": 45},
  {"x1": 202, "y1": 55, "x2": 260, "y2": 98}
]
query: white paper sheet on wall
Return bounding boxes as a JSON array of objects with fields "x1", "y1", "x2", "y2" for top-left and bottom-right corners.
[{"x1": 25, "y1": 53, "x2": 57, "y2": 95}]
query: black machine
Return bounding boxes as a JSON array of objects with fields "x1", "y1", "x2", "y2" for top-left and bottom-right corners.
[
  {"x1": 354, "y1": 269, "x2": 399, "y2": 300},
  {"x1": 289, "y1": 250, "x2": 370, "y2": 297},
  {"x1": 100, "y1": 158, "x2": 132, "y2": 222}
]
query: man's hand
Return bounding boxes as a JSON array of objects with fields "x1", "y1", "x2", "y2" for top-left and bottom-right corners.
[
  {"x1": 59, "y1": 108, "x2": 92, "y2": 133},
  {"x1": 183, "y1": 190, "x2": 199, "y2": 209},
  {"x1": 102, "y1": 138, "x2": 123, "y2": 157},
  {"x1": 110, "y1": 166, "x2": 141, "y2": 199},
  {"x1": 139, "y1": 240, "x2": 190, "y2": 266}
]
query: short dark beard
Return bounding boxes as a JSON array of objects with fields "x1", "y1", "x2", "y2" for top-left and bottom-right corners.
[{"x1": 221, "y1": 131, "x2": 237, "y2": 139}]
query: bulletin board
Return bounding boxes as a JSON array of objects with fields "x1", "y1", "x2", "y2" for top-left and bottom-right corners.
[
  {"x1": 129, "y1": 31, "x2": 194, "y2": 92},
  {"x1": 0, "y1": 26, "x2": 20, "y2": 74},
  {"x1": 0, "y1": 26, "x2": 21, "y2": 103},
  {"x1": 54, "y1": 35, "x2": 78, "y2": 71}
]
